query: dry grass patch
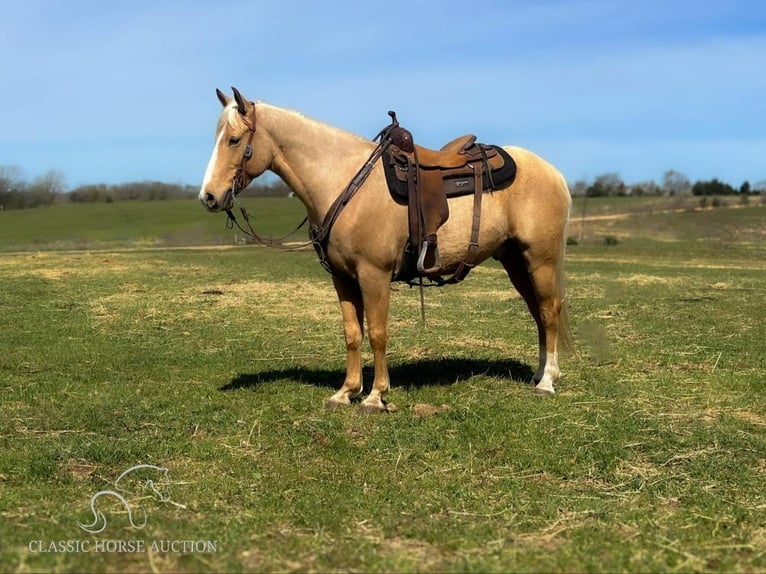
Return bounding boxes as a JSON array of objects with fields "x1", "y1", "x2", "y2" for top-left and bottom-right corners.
[
  {"x1": 734, "y1": 410, "x2": 766, "y2": 427},
  {"x1": 190, "y1": 279, "x2": 338, "y2": 323},
  {"x1": 618, "y1": 273, "x2": 683, "y2": 286},
  {"x1": 512, "y1": 510, "x2": 596, "y2": 552},
  {"x1": 412, "y1": 403, "x2": 452, "y2": 417},
  {"x1": 0, "y1": 253, "x2": 161, "y2": 280},
  {"x1": 377, "y1": 536, "x2": 447, "y2": 569},
  {"x1": 63, "y1": 459, "x2": 99, "y2": 481},
  {"x1": 614, "y1": 457, "x2": 662, "y2": 482}
]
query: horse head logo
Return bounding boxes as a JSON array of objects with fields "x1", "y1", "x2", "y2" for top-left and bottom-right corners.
[{"x1": 78, "y1": 464, "x2": 181, "y2": 534}]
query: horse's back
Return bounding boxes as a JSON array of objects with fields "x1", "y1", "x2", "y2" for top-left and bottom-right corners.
[{"x1": 503, "y1": 145, "x2": 570, "y2": 205}]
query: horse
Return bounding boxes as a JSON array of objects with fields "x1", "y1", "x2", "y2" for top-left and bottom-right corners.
[{"x1": 199, "y1": 87, "x2": 572, "y2": 413}]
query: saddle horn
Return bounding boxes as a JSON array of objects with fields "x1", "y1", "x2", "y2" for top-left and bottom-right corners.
[{"x1": 385, "y1": 110, "x2": 414, "y2": 152}]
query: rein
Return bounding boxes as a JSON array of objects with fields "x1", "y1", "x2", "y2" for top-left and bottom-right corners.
[{"x1": 226, "y1": 205, "x2": 310, "y2": 249}]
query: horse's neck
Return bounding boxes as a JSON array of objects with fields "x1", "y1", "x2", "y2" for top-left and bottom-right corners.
[{"x1": 260, "y1": 104, "x2": 375, "y2": 223}]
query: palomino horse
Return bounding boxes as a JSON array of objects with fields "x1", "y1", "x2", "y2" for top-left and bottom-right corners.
[{"x1": 200, "y1": 87, "x2": 571, "y2": 413}]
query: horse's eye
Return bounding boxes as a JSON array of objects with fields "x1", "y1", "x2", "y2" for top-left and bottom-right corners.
[{"x1": 228, "y1": 137, "x2": 241, "y2": 146}]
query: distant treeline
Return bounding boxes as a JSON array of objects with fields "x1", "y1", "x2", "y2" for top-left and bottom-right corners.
[
  {"x1": 1, "y1": 164, "x2": 763, "y2": 211},
  {"x1": 570, "y1": 169, "x2": 766, "y2": 198},
  {"x1": 0, "y1": 165, "x2": 292, "y2": 210}
]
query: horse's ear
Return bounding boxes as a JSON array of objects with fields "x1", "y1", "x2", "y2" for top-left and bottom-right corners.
[
  {"x1": 231, "y1": 86, "x2": 249, "y2": 116},
  {"x1": 216, "y1": 88, "x2": 231, "y2": 108}
]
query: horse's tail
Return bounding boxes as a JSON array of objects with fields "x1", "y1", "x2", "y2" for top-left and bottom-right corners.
[{"x1": 557, "y1": 176, "x2": 574, "y2": 353}]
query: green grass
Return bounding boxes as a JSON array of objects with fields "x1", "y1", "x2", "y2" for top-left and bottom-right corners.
[
  {"x1": 0, "y1": 198, "x2": 309, "y2": 251},
  {"x1": 1, "y1": 199, "x2": 765, "y2": 572},
  {"x1": 570, "y1": 193, "x2": 763, "y2": 218}
]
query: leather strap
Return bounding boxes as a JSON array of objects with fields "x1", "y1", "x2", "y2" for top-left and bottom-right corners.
[
  {"x1": 232, "y1": 104, "x2": 258, "y2": 195},
  {"x1": 226, "y1": 206, "x2": 309, "y2": 249},
  {"x1": 309, "y1": 125, "x2": 396, "y2": 274},
  {"x1": 445, "y1": 164, "x2": 484, "y2": 284}
]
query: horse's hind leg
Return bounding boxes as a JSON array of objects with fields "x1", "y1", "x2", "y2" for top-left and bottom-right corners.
[
  {"x1": 326, "y1": 275, "x2": 365, "y2": 410},
  {"x1": 498, "y1": 241, "x2": 564, "y2": 394}
]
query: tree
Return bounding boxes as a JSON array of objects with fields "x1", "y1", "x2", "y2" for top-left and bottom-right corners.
[
  {"x1": 69, "y1": 184, "x2": 113, "y2": 203},
  {"x1": 0, "y1": 166, "x2": 28, "y2": 209},
  {"x1": 630, "y1": 180, "x2": 661, "y2": 196},
  {"x1": 661, "y1": 169, "x2": 691, "y2": 196},
  {"x1": 27, "y1": 170, "x2": 67, "y2": 206},
  {"x1": 692, "y1": 178, "x2": 736, "y2": 196},
  {"x1": 0, "y1": 166, "x2": 25, "y2": 191},
  {"x1": 568, "y1": 179, "x2": 588, "y2": 197},
  {"x1": 586, "y1": 173, "x2": 626, "y2": 197}
]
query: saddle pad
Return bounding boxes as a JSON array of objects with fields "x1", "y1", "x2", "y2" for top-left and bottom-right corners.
[{"x1": 383, "y1": 145, "x2": 517, "y2": 203}]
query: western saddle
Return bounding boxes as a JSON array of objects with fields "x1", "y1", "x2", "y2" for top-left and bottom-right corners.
[
  {"x1": 309, "y1": 111, "x2": 516, "y2": 286},
  {"x1": 382, "y1": 112, "x2": 516, "y2": 283}
]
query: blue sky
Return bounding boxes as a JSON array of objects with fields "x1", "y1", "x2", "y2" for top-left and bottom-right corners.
[{"x1": 1, "y1": 0, "x2": 764, "y2": 189}]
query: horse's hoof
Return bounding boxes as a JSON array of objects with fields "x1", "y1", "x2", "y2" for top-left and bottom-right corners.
[
  {"x1": 534, "y1": 383, "x2": 556, "y2": 397},
  {"x1": 360, "y1": 403, "x2": 386, "y2": 415},
  {"x1": 325, "y1": 397, "x2": 350, "y2": 411},
  {"x1": 359, "y1": 399, "x2": 395, "y2": 414}
]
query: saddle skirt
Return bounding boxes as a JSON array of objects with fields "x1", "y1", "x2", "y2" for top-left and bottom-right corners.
[{"x1": 383, "y1": 140, "x2": 517, "y2": 202}]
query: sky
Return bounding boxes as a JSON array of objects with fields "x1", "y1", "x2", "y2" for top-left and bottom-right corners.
[{"x1": 1, "y1": 0, "x2": 764, "y2": 189}]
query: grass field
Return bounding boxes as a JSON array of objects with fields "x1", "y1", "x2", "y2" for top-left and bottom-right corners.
[{"x1": 1, "y1": 198, "x2": 765, "y2": 573}]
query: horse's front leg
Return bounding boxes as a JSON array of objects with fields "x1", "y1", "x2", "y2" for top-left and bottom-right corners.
[
  {"x1": 358, "y1": 267, "x2": 393, "y2": 414},
  {"x1": 326, "y1": 275, "x2": 365, "y2": 410}
]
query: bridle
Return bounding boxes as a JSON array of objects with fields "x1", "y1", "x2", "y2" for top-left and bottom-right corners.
[
  {"x1": 230, "y1": 103, "x2": 258, "y2": 199},
  {"x1": 224, "y1": 102, "x2": 310, "y2": 249}
]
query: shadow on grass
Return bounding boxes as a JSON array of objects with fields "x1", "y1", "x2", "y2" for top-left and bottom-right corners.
[{"x1": 220, "y1": 357, "x2": 534, "y2": 392}]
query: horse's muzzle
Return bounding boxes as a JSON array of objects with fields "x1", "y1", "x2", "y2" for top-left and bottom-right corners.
[{"x1": 200, "y1": 189, "x2": 233, "y2": 212}]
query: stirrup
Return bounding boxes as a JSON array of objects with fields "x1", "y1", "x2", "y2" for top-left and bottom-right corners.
[{"x1": 416, "y1": 240, "x2": 441, "y2": 275}]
